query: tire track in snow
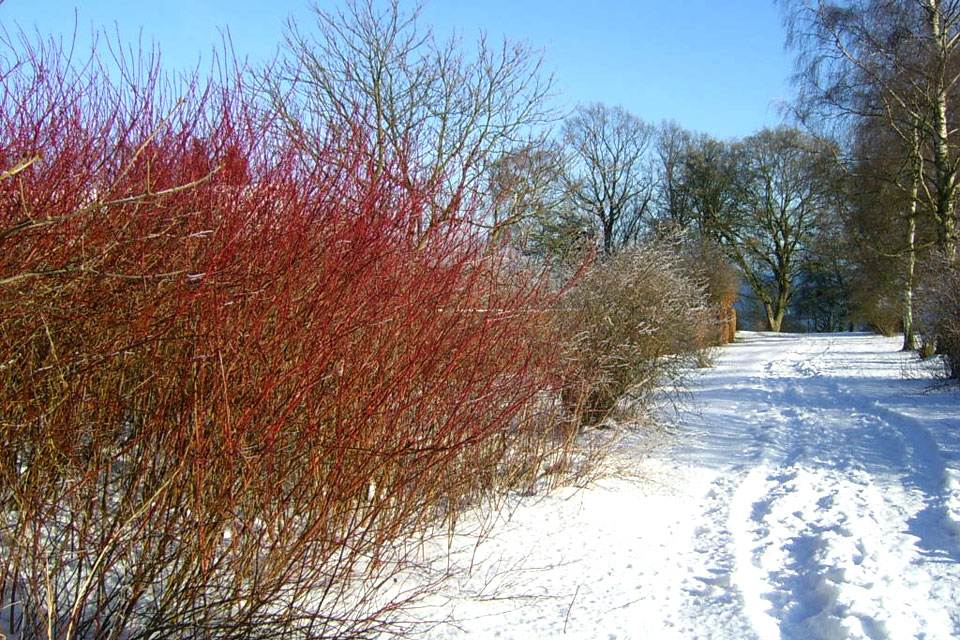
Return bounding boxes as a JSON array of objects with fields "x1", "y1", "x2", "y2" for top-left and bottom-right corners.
[
  {"x1": 731, "y1": 464, "x2": 955, "y2": 639},
  {"x1": 672, "y1": 333, "x2": 960, "y2": 639},
  {"x1": 411, "y1": 334, "x2": 958, "y2": 639},
  {"x1": 677, "y1": 471, "x2": 759, "y2": 640}
]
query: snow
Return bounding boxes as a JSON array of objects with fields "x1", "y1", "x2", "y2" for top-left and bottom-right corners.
[{"x1": 404, "y1": 332, "x2": 960, "y2": 639}]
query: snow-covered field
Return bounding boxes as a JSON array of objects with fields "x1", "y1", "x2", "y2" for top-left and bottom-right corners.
[{"x1": 408, "y1": 332, "x2": 960, "y2": 639}]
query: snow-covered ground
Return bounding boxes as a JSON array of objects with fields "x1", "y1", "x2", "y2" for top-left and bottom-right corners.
[{"x1": 407, "y1": 332, "x2": 960, "y2": 639}]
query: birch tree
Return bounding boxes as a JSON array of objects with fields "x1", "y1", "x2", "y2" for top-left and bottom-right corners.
[{"x1": 782, "y1": 0, "x2": 960, "y2": 346}]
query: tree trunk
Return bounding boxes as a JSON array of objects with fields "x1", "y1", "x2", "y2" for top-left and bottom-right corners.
[
  {"x1": 602, "y1": 216, "x2": 615, "y2": 255},
  {"x1": 902, "y1": 211, "x2": 919, "y2": 350},
  {"x1": 766, "y1": 275, "x2": 791, "y2": 332},
  {"x1": 926, "y1": 0, "x2": 957, "y2": 259},
  {"x1": 764, "y1": 302, "x2": 785, "y2": 332},
  {"x1": 903, "y1": 127, "x2": 921, "y2": 351},
  {"x1": 942, "y1": 215, "x2": 957, "y2": 262}
]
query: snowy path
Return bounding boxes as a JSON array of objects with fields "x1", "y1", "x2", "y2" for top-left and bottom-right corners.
[{"x1": 411, "y1": 333, "x2": 960, "y2": 640}]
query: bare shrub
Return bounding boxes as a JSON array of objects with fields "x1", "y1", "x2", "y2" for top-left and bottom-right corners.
[
  {"x1": 679, "y1": 239, "x2": 740, "y2": 347},
  {"x1": 555, "y1": 242, "x2": 709, "y2": 426},
  {"x1": 0, "y1": 31, "x2": 565, "y2": 639},
  {"x1": 915, "y1": 252, "x2": 960, "y2": 378}
]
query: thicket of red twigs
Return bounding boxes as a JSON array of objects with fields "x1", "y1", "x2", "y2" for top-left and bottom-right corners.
[{"x1": 0, "y1": 35, "x2": 571, "y2": 639}]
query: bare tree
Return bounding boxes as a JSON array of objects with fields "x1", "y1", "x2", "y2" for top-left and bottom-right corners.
[
  {"x1": 561, "y1": 103, "x2": 656, "y2": 254},
  {"x1": 264, "y1": 0, "x2": 557, "y2": 238},
  {"x1": 652, "y1": 121, "x2": 697, "y2": 232},
  {"x1": 487, "y1": 141, "x2": 568, "y2": 242},
  {"x1": 848, "y1": 109, "x2": 929, "y2": 347},
  {"x1": 678, "y1": 133, "x2": 742, "y2": 243},
  {"x1": 699, "y1": 128, "x2": 836, "y2": 332}
]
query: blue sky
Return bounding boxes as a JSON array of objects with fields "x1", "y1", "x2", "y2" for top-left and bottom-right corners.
[{"x1": 0, "y1": 1, "x2": 794, "y2": 140}]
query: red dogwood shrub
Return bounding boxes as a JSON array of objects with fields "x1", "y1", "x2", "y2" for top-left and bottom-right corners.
[{"x1": 0, "y1": 33, "x2": 562, "y2": 639}]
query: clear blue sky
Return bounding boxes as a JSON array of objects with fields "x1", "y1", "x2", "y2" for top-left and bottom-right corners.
[{"x1": 0, "y1": 0, "x2": 794, "y2": 140}]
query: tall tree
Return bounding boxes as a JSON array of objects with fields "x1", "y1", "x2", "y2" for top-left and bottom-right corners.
[
  {"x1": 487, "y1": 142, "x2": 568, "y2": 242},
  {"x1": 699, "y1": 128, "x2": 836, "y2": 332},
  {"x1": 561, "y1": 103, "x2": 656, "y2": 254},
  {"x1": 265, "y1": 0, "x2": 557, "y2": 238},
  {"x1": 486, "y1": 142, "x2": 595, "y2": 267},
  {"x1": 652, "y1": 121, "x2": 697, "y2": 233},
  {"x1": 680, "y1": 133, "x2": 741, "y2": 239},
  {"x1": 849, "y1": 113, "x2": 936, "y2": 345},
  {"x1": 782, "y1": 0, "x2": 960, "y2": 346}
]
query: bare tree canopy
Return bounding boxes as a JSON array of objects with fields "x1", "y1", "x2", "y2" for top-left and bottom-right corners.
[
  {"x1": 652, "y1": 121, "x2": 697, "y2": 233},
  {"x1": 487, "y1": 141, "x2": 569, "y2": 242},
  {"x1": 695, "y1": 128, "x2": 837, "y2": 332},
  {"x1": 265, "y1": 0, "x2": 557, "y2": 236},
  {"x1": 561, "y1": 103, "x2": 656, "y2": 254},
  {"x1": 676, "y1": 132, "x2": 741, "y2": 239}
]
